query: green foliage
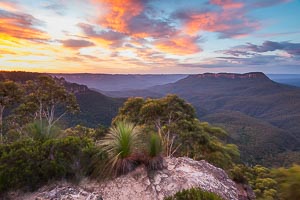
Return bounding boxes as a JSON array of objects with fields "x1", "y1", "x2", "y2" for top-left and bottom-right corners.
[
  {"x1": 25, "y1": 75, "x2": 80, "y2": 134},
  {"x1": 23, "y1": 121, "x2": 62, "y2": 141},
  {"x1": 231, "y1": 163, "x2": 300, "y2": 200},
  {"x1": 0, "y1": 136, "x2": 97, "y2": 193},
  {"x1": 114, "y1": 95, "x2": 239, "y2": 169},
  {"x1": 272, "y1": 164, "x2": 300, "y2": 200},
  {"x1": 114, "y1": 97, "x2": 145, "y2": 124},
  {"x1": 164, "y1": 188, "x2": 223, "y2": 200},
  {"x1": 148, "y1": 133, "x2": 162, "y2": 158},
  {"x1": 100, "y1": 120, "x2": 141, "y2": 176},
  {"x1": 0, "y1": 80, "x2": 24, "y2": 141},
  {"x1": 229, "y1": 165, "x2": 248, "y2": 184},
  {"x1": 230, "y1": 164, "x2": 278, "y2": 200},
  {"x1": 63, "y1": 124, "x2": 107, "y2": 140},
  {"x1": 145, "y1": 133, "x2": 164, "y2": 170}
]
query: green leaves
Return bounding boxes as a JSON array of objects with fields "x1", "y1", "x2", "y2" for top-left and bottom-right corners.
[
  {"x1": 0, "y1": 136, "x2": 96, "y2": 193},
  {"x1": 164, "y1": 187, "x2": 223, "y2": 200},
  {"x1": 272, "y1": 164, "x2": 300, "y2": 200},
  {"x1": 148, "y1": 133, "x2": 162, "y2": 158},
  {"x1": 114, "y1": 95, "x2": 240, "y2": 170},
  {"x1": 0, "y1": 80, "x2": 24, "y2": 141}
]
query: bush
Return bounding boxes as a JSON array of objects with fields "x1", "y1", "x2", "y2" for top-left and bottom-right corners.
[
  {"x1": 145, "y1": 133, "x2": 164, "y2": 170},
  {"x1": 0, "y1": 136, "x2": 97, "y2": 193},
  {"x1": 272, "y1": 164, "x2": 300, "y2": 200},
  {"x1": 229, "y1": 165, "x2": 248, "y2": 184},
  {"x1": 164, "y1": 187, "x2": 224, "y2": 200}
]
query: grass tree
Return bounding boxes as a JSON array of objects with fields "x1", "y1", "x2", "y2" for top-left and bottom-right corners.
[
  {"x1": 100, "y1": 120, "x2": 141, "y2": 176},
  {"x1": 145, "y1": 133, "x2": 164, "y2": 170}
]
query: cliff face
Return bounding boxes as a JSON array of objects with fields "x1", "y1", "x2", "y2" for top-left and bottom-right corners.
[
  {"x1": 8, "y1": 157, "x2": 243, "y2": 200},
  {"x1": 194, "y1": 72, "x2": 269, "y2": 80}
]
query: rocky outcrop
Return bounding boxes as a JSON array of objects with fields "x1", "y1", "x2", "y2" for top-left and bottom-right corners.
[{"x1": 8, "y1": 157, "x2": 239, "y2": 200}]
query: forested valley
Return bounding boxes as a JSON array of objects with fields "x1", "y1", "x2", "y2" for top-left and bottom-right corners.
[{"x1": 0, "y1": 72, "x2": 299, "y2": 200}]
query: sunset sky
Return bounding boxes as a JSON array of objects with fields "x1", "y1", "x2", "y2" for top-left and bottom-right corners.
[{"x1": 0, "y1": 0, "x2": 299, "y2": 74}]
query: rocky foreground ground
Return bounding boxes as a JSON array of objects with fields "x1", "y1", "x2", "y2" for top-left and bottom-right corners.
[{"x1": 6, "y1": 157, "x2": 254, "y2": 200}]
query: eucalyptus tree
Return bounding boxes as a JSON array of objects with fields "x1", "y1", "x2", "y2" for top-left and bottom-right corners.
[
  {"x1": 25, "y1": 76, "x2": 79, "y2": 135},
  {"x1": 114, "y1": 95, "x2": 239, "y2": 169},
  {"x1": 0, "y1": 81, "x2": 23, "y2": 141}
]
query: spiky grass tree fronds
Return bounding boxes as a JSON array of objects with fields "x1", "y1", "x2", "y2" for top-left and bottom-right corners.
[
  {"x1": 100, "y1": 120, "x2": 141, "y2": 176},
  {"x1": 149, "y1": 133, "x2": 162, "y2": 157},
  {"x1": 23, "y1": 120, "x2": 61, "y2": 141},
  {"x1": 146, "y1": 133, "x2": 164, "y2": 170}
]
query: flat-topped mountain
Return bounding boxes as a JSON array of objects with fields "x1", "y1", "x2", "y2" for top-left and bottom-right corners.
[{"x1": 191, "y1": 72, "x2": 269, "y2": 80}]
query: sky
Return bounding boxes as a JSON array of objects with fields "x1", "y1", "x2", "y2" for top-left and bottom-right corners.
[{"x1": 0, "y1": 0, "x2": 299, "y2": 74}]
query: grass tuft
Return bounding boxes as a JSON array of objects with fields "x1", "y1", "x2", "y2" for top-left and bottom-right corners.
[
  {"x1": 100, "y1": 120, "x2": 141, "y2": 176},
  {"x1": 145, "y1": 133, "x2": 164, "y2": 170}
]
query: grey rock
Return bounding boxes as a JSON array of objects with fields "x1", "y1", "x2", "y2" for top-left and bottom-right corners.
[{"x1": 9, "y1": 157, "x2": 239, "y2": 200}]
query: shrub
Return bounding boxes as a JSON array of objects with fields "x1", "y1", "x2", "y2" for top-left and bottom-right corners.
[
  {"x1": 272, "y1": 164, "x2": 300, "y2": 200},
  {"x1": 0, "y1": 139, "x2": 45, "y2": 192},
  {"x1": 164, "y1": 187, "x2": 224, "y2": 200},
  {"x1": 145, "y1": 133, "x2": 164, "y2": 170},
  {"x1": 0, "y1": 136, "x2": 97, "y2": 193},
  {"x1": 229, "y1": 165, "x2": 248, "y2": 184},
  {"x1": 100, "y1": 120, "x2": 141, "y2": 176}
]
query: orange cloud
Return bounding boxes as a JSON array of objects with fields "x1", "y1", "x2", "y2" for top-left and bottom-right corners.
[
  {"x1": 177, "y1": 9, "x2": 258, "y2": 38},
  {"x1": 184, "y1": 12, "x2": 220, "y2": 34},
  {"x1": 210, "y1": 0, "x2": 244, "y2": 9},
  {"x1": 0, "y1": 10, "x2": 49, "y2": 42},
  {"x1": 155, "y1": 35, "x2": 201, "y2": 55},
  {"x1": 93, "y1": 0, "x2": 144, "y2": 33},
  {"x1": 90, "y1": 0, "x2": 176, "y2": 39}
]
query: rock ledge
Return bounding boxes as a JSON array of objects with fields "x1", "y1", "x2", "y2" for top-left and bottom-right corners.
[{"x1": 9, "y1": 157, "x2": 238, "y2": 200}]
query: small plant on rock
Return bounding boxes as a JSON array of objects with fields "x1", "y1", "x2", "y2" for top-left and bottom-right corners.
[
  {"x1": 145, "y1": 133, "x2": 164, "y2": 170},
  {"x1": 164, "y1": 187, "x2": 224, "y2": 200}
]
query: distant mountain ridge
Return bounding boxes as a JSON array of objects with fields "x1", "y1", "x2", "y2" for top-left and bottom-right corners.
[
  {"x1": 49, "y1": 72, "x2": 300, "y2": 91},
  {"x1": 52, "y1": 73, "x2": 187, "y2": 91},
  {"x1": 267, "y1": 74, "x2": 300, "y2": 87}
]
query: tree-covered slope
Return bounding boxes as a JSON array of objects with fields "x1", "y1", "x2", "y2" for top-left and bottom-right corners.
[
  {"x1": 0, "y1": 71, "x2": 124, "y2": 127},
  {"x1": 103, "y1": 72, "x2": 300, "y2": 165}
]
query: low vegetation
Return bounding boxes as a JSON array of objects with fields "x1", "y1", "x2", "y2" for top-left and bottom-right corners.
[
  {"x1": 0, "y1": 136, "x2": 98, "y2": 192},
  {"x1": 164, "y1": 188, "x2": 223, "y2": 200},
  {"x1": 230, "y1": 164, "x2": 300, "y2": 200}
]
